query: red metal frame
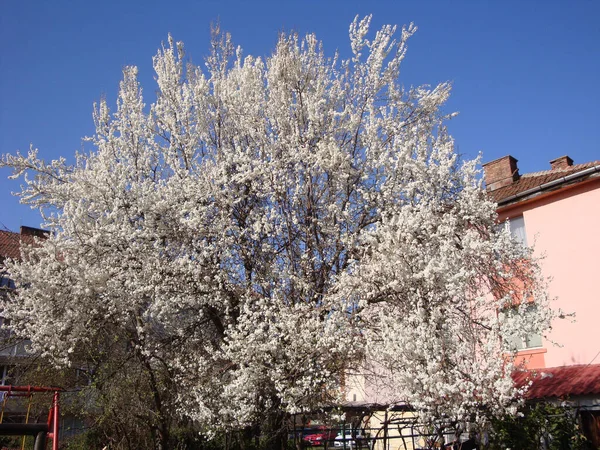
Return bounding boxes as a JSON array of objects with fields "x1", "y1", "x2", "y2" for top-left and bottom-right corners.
[{"x1": 0, "y1": 385, "x2": 62, "y2": 450}]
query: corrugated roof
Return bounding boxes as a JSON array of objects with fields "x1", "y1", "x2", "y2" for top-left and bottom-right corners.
[
  {"x1": 513, "y1": 364, "x2": 600, "y2": 399},
  {"x1": 488, "y1": 161, "x2": 600, "y2": 204}
]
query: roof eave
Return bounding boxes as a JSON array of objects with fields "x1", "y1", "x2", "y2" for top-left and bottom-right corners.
[{"x1": 496, "y1": 164, "x2": 600, "y2": 207}]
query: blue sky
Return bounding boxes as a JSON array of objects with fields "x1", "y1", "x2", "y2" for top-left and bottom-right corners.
[{"x1": 1, "y1": 0, "x2": 598, "y2": 231}]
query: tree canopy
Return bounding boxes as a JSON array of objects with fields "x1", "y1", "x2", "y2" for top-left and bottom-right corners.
[{"x1": 1, "y1": 16, "x2": 553, "y2": 450}]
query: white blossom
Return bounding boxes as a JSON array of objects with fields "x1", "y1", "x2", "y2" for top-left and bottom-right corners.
[{"x1": 1, "y1": 16, "x2": 553, "y2": 437}]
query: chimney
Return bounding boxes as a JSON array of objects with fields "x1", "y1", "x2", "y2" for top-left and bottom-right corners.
[
  {"x1": 482, "y1": 155, "x2": 520, "y2": 191},
  {"x1": 549, "y1": 155, "x2": 573, "y2": 170},
  {"x1": 20, "y1": 226, "x2": 50, "y2": 238}
]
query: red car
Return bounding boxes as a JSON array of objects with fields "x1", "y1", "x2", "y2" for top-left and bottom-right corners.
[{"x1": 303, "y1": 427, "x2": 338, "y2": 446}]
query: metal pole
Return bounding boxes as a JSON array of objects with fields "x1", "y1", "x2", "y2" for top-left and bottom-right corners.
[
  {"x1": 383, "y1": 411, "x2": 388, "y2": 450},
  {"x1": 52, "y1": 390, "x2": 59, "y2": 450},
  {"x1": 0, "y1": 385, "x2": 62, "y2": 393}
]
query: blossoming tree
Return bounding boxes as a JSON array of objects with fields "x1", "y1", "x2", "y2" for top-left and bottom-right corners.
[{"x1": 1, "y1": 16, "x2": 553, "y2": 450}]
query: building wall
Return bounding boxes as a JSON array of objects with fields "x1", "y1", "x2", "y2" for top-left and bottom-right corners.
[{"x1": 498, "y1": 178, "x2": 600, "y2": 368}]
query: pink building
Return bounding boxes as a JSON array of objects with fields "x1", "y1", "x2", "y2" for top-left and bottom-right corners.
[
  {"x1": 484, "y1": 155, "x2": 600, "y2": 446},
  {"x1": 483, "y1": 155, "x2": 600, "y2": 370}
]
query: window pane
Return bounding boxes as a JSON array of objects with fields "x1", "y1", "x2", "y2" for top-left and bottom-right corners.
[
  {"x1": 509, "y1": 216, "x2": 528, "y2": 246},
  {"x1": 523, "y1": 304, "x2": 542, "y2": 348},
  {"x1": 505, "y1": 304, "x2": 543, "y2": 350},
  {"x1": 505, "y1": 333, "x2": 524, "y2": 351},
  {"x1": 525, "y1": 331, "x2": 543, "y2": 348}
]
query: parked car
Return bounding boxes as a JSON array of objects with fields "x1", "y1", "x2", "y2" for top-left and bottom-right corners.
[
  {"x1": 333, "y1": 431, "x2": 370, "y2": 448},
  {"x1": 302, "y1": 427, "x2": 338, "y2": 446}
]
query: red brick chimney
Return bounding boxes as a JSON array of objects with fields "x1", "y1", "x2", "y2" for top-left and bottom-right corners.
[
  {"x1": 482, "y1": 155, "x2": 520, "y2": 191},
  {"x1": 549, "y1": 155, "x2": 573, "y2": 170},
  {"x1": 20, "y1": 226, "x2": 50, "y2": 238}
]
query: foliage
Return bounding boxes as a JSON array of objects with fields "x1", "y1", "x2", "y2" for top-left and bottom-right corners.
[
  {"x1": 487, "y1": 402, "x2": 592, "y2": 450},
  {"x1": 1, "y1": 15, "x2": 553, "y2": 449}
]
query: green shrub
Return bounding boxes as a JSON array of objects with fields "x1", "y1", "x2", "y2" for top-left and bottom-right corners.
[{"x1": 487, "y1": 402, "x2": 592, "y2": 450}]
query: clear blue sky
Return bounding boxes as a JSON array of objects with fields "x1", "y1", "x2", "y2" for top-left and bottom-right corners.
[{"x1": 1, "y1": 0, "x2": 598, "y2": 231}]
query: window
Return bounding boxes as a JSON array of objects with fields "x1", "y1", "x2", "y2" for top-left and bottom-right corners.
[
  {"x1": 508, "y1": 215, "x2": 528, "y2": 246},
  {"x1": 504, "y1": 304, "x2": 543, "y2": 351},
  {"x1": 0, "y1": 365, "x2": 15, "y2": 386}
]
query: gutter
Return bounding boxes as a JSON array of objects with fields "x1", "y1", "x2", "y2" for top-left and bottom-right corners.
[{"x1": 497, "y1": 164, "x2": 600, "y2": 206}]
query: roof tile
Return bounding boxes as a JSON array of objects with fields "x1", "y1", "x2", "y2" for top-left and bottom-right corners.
[
  {"x1": 0, "y1": 229, "x2": 46, "y2": 262},
  {"x1": 488, "y1": 161, "x2": 600, "y2": 204},
  {"x1": 513, "y1": 364, "x2": 600, "y2": 399},
  {"x1": 0, "y1": 230, "x2": 24, "y2": 261}
]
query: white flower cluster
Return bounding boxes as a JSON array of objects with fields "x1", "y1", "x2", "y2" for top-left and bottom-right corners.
[{"x1": 1, "y1": 16, "x2": 552, "y2": 433}]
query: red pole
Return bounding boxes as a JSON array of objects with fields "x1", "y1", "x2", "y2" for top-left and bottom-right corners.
[
  {"x1": 0, "y1": 385, "x2": 62, "y2": 448},
  {"x1": 0, "y1": 385, "x2": 61, "y2": 393},
  {"x1": 51, "y1": 390, "x2": 59, "y2": 450}
]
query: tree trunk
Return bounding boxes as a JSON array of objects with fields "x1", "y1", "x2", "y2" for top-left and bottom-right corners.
[
  {"x1": 262, "y1": 410, "x2": 287, "y2": 450},
  {"x1": 154, "y1": 421, "x2": 170, "y2": 450}
]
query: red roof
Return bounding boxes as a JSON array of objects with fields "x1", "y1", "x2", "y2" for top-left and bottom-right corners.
[
  {"x1": 0, "y1": 227, "x2": 49, "y2": 263},
  {"x1": 0, "y1": 230, "x2": 25, "y2": 261},
  {"x1": 488, "y1": 161, "x2": 600, "y2": 204},
  {"x1": 513, "y1": 364, "x2": 600, "y2": 399}
]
